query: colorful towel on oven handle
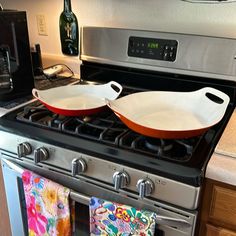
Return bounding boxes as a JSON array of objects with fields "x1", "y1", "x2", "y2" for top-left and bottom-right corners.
[
  {"x1": 22, "y1": 170, "x2": 73, "y2": 236},
  {"x1": 89, "y1": 196, "x2": 157, "y2": 236}
]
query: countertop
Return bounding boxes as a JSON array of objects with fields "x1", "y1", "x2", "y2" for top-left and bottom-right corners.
[{"x1": 206, "y1": 109, "x2": 236, "y2": 186}]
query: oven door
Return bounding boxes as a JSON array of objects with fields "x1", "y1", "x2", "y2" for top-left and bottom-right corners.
[{"x1": 1, "y1": 155, "x2": 197, "y2": 236}]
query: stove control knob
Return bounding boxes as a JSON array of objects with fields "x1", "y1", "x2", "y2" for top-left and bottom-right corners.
[
  {"x1": 17, "y1": 142, "x2": 32, "y2": 158},
  {"x1": 137, "y1": 178, "x2": 154, "y2": 199},
  {"x1": 71, "y1": 158, "x2": 87, "y2": 176},
  {"x1": 113, "y1": 171, "x2": 130, "y2": 191},
  {"x1": 34, "y1": 147, "x2": 49, "y2": 164}
]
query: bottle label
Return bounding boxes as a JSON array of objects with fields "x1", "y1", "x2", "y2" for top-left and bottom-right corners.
[{"x1": 64, "y1": 22, "x2": 76, "y2": 41}]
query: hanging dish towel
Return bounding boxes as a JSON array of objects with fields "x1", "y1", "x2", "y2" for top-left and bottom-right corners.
[
  {"x1": 89, "y1": 197, "x2": 157, "y2": 236},
  {"x1": 22, "y1": 170, "x2": 71, "y2": 236}
]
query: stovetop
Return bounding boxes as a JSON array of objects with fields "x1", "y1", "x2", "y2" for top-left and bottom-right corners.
[
  {"x1": 15, "y1": 99, "x2": 204, "y2": 165},
  {"x1": 1, "y1": 65, "x2": 235, "y2": 188}
]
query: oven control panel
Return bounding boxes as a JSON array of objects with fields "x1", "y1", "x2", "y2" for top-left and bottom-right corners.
[{"x1": 128, "y1": 36, "x2": 178, "y2": 61}]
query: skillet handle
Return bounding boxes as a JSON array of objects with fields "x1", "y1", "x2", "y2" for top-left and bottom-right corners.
[
  {"x1": 32, "y1": 88, "x2": 40, "y2": 99},
  {"x1": 201, "y1": 87, "x2": 230, "y2": 108},
  {"x1": 107, "y1": 81, "x2": 123, "y2": 98}
]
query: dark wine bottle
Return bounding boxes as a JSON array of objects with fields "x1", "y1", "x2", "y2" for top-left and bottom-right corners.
[{"x1": 59, "y1": 0, "x2": 79, "y2": 56}]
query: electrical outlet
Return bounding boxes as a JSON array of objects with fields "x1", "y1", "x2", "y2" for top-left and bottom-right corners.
[{"x1": 36, "y1": 14, "x2": 48, "y2": 36}]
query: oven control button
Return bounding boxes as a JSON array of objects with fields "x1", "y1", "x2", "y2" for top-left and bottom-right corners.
[
  {"x1": 71, "y1": 158, "x2": 87, "y2": 176},
  {"x1": 34, "y1": 147, "x2": 49, "y2": 164},
  {"x1": 17, "y1": 142, "x2": 32, "y2": 158},
  {"x1": 112, "y1": 171, "x2": 130, "y2": 191},
  {"x1": 136, "y1": 178, "x2": 154, "y2": 199}
]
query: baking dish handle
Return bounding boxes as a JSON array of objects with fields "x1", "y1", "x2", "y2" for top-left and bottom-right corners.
[
  {"x1": 32, "y1": 88, "x2": 40, "y2": 99},
  {"x1": 106, "y1": 81, "x2": 123, "y2": 98},
  {"x1": 201, "y1": 87, "x2": 230, "y2": 107}
]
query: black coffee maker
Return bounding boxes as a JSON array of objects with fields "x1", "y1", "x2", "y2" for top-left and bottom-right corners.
[{"x1": 0, "y1": 10, "x2": 34, "y2": 100}]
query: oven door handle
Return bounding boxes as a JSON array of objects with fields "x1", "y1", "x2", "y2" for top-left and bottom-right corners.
[
  {"x1": 70, "y1": 190, "x2": 191, "y2": 229},
  {"x1": 2, "y1": 158, "x2": 191, "y2": 229},
  {"x1": 154, "y1": 214, "x2": 191, "y2": 228}
]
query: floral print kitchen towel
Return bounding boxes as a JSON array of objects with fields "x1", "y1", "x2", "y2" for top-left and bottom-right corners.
[
  {"x1": 89, "y1": 197, "x2": 157, "y2": 236},
  {"x1": 22, "y1": 170, "x2": 71, "y2": 236}
]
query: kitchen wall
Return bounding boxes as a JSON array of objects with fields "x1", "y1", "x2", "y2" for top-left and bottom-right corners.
[{"x1": 1, "y1": 0, "x2": 236, "y2": 72}]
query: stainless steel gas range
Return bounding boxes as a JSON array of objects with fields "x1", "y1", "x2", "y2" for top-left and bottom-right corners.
[{"x1": 1, "y1": 27, "x2": 236, "y2": 236}]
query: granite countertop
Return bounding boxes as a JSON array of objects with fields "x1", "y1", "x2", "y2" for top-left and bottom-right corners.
[{"x1": 206, "y1": 109, "x2": 236, "y2": 186}]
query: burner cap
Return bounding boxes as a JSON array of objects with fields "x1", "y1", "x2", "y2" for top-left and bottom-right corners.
[
  {"x1": 145, "y1": 138, "x2": 173, "y2": 156},
  {"x1": 143, "y1": 137, "x2": 193, "y2": 162}
]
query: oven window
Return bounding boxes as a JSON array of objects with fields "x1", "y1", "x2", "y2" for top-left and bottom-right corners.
[{"x1": 74, "y1": 202, "x2": 90, "y2": 235}]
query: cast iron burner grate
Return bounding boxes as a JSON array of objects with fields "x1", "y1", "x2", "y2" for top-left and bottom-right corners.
[
  {"x1": 16, "y1": 100, "x2": 202, "y2": 163},
  {"x1": 118, "y1": 131, "x2": 200, "y2": 162},
  {"x1": 19, "y1": 103, "x2": 69, "y2": 130},
  {"x1": 61, "y1": 112, "x2": 128, "y2": 144}
]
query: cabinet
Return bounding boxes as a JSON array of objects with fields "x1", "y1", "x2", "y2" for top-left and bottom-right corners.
[
  {"x1": 199, "y1": 178, "x2": 236, "y2": 236},
  {"x1": 0, "y1": 164, "x2": 11, "y2": 236},
  {"x1": 206, "y1": 224, "x2": 236, "y2": 236}
]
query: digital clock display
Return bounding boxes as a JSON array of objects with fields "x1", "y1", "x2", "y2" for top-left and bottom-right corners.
[
  {"x1": 148, "y1": 42, "x2": 159, "y2": 49},
  {"x1": 128, "y1": 36, "x2": 177, "y2": 61}
]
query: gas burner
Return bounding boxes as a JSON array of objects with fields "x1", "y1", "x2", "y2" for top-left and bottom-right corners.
[
  {"x1": 175, "y1": 139, "x2": 194, "y2": 155},
  {"x1": 119, "y1": 132, "x2": 200, "y2": 163},
  {"x1": 82, "y1": 116, "x2": 92, "y2": 123},
  {"x1": 23, "y1": 105, "x2": 48, "y2": 118},
  {"x1": 143, "y1": 136, "x2": 195, "y2": 162},
  {"x1": 144, "y1": 138, "x2": 173, "y2": 156},
  {"x1": 47, "y1": 114, "x2": 68, "y2": 129},
  {"x1": 16, "y1": 104, "x2": 67, "y2": 130}
]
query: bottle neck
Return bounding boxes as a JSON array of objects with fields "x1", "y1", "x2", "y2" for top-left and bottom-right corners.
[{"x1": 63, "y1": 0, "x2": 72, "y2": 12}]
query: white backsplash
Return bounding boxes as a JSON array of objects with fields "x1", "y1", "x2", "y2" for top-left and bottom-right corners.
[{"x1": 1, "y1": 0, "x2": 236, "y2": 61}]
